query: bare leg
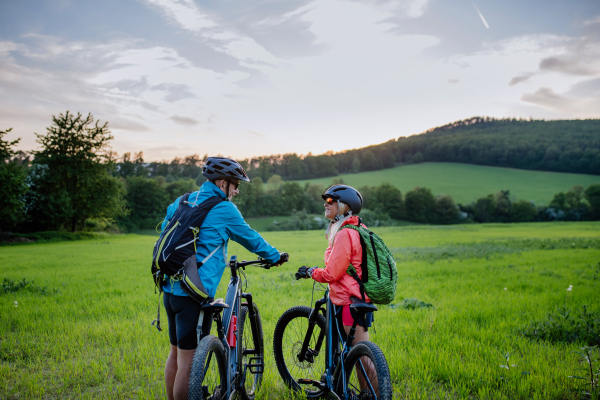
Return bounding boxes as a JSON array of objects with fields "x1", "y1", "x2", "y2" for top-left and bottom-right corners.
[
  {"x1": 173, "y1": 348, "x2": 196, "y2": 400},
  {"x1": 343, "y1": 324, "x2": 378, "y2": 394},
  {"x1": 165, "y1": 345, "x2": 178, "y2": 400}
]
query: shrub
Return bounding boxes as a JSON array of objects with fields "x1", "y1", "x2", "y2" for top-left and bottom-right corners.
[
  {"x1": 510, "y1": 200, "x2": 537, "y2": 222},
  {"x1": 520, "y1": 305, "x2": 600, "y2": 346}
]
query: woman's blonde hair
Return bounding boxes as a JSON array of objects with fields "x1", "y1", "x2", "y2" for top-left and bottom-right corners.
[{"x1": 325, "y1": 201, "x2": 351, "y2": 247}]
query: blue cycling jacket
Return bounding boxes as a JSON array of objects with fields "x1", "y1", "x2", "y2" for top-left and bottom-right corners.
[{"x1": 161, "y1": 181, "x2": 280, "y2": 297}]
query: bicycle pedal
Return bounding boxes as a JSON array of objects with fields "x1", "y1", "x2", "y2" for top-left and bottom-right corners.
[
  {"x1": 247, "y1": 357, "x2": 263, "y2": 374},
  {"x1": 297, "y1": 379, "x2": 325, "y2": 389}
]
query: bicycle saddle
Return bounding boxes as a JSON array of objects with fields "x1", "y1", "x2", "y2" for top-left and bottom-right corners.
[
  {"x1": 349, "y1": 296, "x2": 378, "y2": 314},
  {"x1": 201, "y1": 298, "x2": 230, "y2": 311}
]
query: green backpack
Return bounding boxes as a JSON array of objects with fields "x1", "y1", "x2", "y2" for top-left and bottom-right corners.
[{"x1": 342, "y1": 221, "x2": 398, "y2": 304}]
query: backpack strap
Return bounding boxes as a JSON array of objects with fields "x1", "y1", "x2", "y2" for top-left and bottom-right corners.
[{"x1": 347, "y1": 265, "x2": 367, "y2": 302}]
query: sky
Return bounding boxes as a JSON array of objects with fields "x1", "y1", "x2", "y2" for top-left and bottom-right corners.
[{"x1": 1, "y1": 0, "x2": 599, "y2": 161}]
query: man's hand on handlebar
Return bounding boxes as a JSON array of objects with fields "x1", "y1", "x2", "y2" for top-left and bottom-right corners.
[
  {"x1": 273, "y1": 252, "x2": 289, "y2": 267},
  {"x1": 295, "y1": 266, "x2": 316, "y2": 280}
]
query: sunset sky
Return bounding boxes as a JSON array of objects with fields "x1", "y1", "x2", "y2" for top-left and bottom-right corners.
[{"x1": 1, "y1": 0, "x2": 599, "y2": 161}]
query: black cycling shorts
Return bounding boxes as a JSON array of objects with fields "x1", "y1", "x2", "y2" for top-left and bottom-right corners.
[{"x1": 163, "y1": 292, "x2": 212, "y2": 350}]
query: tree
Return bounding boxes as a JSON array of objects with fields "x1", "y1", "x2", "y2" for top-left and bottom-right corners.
[
  {"x1": 473, "y1": 195, "x2": 496, "y2": 223},
  {"x1": 435, "y1": 195, "x2": 459, "y2": 224},
  {"x1": 405, "y1": 187, "x2": 436, "y2": 223},
  {"x1": 29, "y1": 111, "x2": 127, "y2": 232},
  {"x1": 585, "y1": 184, "x2": 600, "y2": 220},
  {"x1": 165, "y1": 179, "x2": 199, "y2": 203},
  {"x1": 119, "y1": 176, "x2": 170, "y2": 231},
  {"x1": 0, "y1": 128, "x2": 28, "y2": 231},
  {"x1": 372, "y1": 183, "x2": 404, "y2": 219},
  {"x1": 510, "y1": 200, "x2": 537, "y2": 222},
  {"x1": 494, "y1": 190, "x2": 512, "y2": 222}
]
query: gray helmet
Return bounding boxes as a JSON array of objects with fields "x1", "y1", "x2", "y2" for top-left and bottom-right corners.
[
  {"x1": 202, "y1": 157, "x2": 250, "y2": 182},
  {"x1": 322, "y1": 185, "x2": 363, "y2": 215}
]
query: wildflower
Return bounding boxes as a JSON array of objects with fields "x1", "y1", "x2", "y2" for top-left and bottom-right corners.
[
  {"x1": 566, "y1": 285, "x2": 573, "y2": 291},
  {"x1": 13, "y1": 301, "x2": 18, "y2": 307},
  {"x1": 504, "y1": 288, "x2": 507, "y2": 290},
  {"x1": 572, "y1": 243, "x2": 575, "y2": 246}
]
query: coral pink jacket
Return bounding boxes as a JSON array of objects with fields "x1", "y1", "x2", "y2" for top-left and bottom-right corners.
[{"x1": 311, "y1": 216, "x2": 370, "y2": 306}]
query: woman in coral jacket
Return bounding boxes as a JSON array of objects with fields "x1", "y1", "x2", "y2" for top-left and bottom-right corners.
[{"x1": 296, "y1": 184, "x2": 374, "y2": 344}]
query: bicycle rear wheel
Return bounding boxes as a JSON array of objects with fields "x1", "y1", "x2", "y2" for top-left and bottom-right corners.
[
  {"x1": 238, "y1": 302, "x2": 264, "y2": 400},
  {"x1": 273, "y1": 306, "x2": 326, "y2": 392},
  {"x1": 189, "y1": 335, "x2": 228, "y2": 400},
  {"x1": 336, "y1": 340, "x2": 392, "y2": 400}
]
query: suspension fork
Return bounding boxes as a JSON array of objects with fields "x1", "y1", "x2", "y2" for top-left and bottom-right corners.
[
  {"x1": 241, "y1": 292, "x2": 262, "y2": 355},
  {"x1": 297, "y1": 296, "x2": 327, "y2": 363}
]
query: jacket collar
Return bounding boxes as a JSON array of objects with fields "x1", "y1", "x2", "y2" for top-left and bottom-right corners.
[
  {"x1": 340, "y1": 215, "x2": 360, "y2": 227},
  {"x1": 200, "y1": 180, "x2": 228, "y2": 200}
]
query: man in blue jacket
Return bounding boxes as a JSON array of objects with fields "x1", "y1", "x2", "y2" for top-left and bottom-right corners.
[{"x1": 161, "y1": 157, "x2": 286, "y2": 400}]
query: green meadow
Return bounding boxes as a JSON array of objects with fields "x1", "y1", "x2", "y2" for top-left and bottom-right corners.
[
  {"x1": 1, "y1": 222, "x2": 600, "y2": 399},
  {"x1": 295, "y1": 162, "x2": 600, "y2": 205}
]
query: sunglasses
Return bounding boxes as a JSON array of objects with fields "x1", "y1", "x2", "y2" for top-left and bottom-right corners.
[
  {"x1": 325, "y1": 197, "x2": 335, "y2": 205},
  {"x1": 226, "y1": 180, "x2": 240, "y2": 190}
]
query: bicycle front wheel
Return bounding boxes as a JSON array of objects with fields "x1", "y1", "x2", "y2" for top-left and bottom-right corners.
[
  {"x1": 336, "y1": 340, "x2": 392, "y2": 400},
  {"x1": 238, "y1": 302, "x2": 264, "y2": 400},
  {"x1": 189, "y1": 335, "x2": 228, "y2": 400},
  {"x1": 273, "y1": 306, "x2": 326, "y2": 392}
]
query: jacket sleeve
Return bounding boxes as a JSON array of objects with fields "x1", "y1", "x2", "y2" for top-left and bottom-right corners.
[
  {"x1": 160, "y1": 196, "x2": 181, "y2": 232},
  {"x1": 312, "y1": 229, "x2": 352, "y2": 283},
  {"x1": 213, "y1": 202, "x2": 281, "y2": 263}
]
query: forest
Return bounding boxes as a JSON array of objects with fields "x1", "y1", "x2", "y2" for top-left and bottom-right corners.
[{"x1": 1, "y1": 113, "x2": 599, "y2": 234}]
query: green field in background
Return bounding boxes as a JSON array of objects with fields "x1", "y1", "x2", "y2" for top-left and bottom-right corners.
[
  {"x1": 295, "y1": 162, "x2": 600, "y2": 205},
  {"x1": 1, "y1": 222, "x2": 599, "y2": 399}
]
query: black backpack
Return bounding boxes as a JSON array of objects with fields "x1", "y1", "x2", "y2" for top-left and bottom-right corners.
[{"x1": 151, "y1": 192, "x2": 225, "y2": 303}]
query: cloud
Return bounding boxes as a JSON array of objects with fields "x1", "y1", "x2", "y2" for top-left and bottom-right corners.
[
  {"x1": 521, "y1": 87, "x2": 569, "y2": 109},
  {"x1": 447, "y1": 79, "x2": 460, "y2": 84},
  {"x1": 508, "y1": 74, "x2": 533, "y2": 86},
  {"x1": 583, "y1": 16, "x2": 600, "y2": 26},
  {"x1": 539, "y1": 55, "x2": 600, "y2": 76},
  {"x1": 170, "y1": 115, "x2": 200, "y2": 126},
  {"x1": 521, "y1": 86, "x2": 600, "y2": 117},
  {"x1": 151, "y1": 82, "x2": 196, "y2": 102}
]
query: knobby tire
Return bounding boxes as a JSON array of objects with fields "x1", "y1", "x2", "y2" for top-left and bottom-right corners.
[
  {"x1": 336, "y1": 340, "x2": 392, "y2": 400},
  {"x1": 272, "y1": 306, "x2": 327, "y2": 392},
  {"x1": 188, "y1": 335, "x2": 228, "y2": 400}
]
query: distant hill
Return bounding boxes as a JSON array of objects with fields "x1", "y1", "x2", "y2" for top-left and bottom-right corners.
[
  {"x1": 240, "y1": 117, "x2": 600, "y2": 182},
  {"x1": 295, "y1": 162, "x2": 600, "y2": 205}
]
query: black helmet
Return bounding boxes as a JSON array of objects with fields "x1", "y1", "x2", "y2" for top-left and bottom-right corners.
[
  {"x1": 202, "y1": 157, "x2": 250, "y2": 182},
  {"x1": 322, "y1": 185, "x2": 363, "y2": 215}
]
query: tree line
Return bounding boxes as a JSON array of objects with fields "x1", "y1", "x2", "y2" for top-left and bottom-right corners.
[
  {"x1": 2, "y1": 112, "x2": 600, "y2": 234},
  {"x1": 107, "y1": 116, "x2": 600, "y2": 185}
]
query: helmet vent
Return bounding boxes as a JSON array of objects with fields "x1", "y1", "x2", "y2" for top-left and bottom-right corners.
[
  {"x1": 213, "y1": 164, "x2": 224, "y2": 170},
  {"x1": 221, "y1": 161, "x2": 232, "y2": 166},
  {"x1": 333, "y1": 187, "x2": 346, "y2": 192}
]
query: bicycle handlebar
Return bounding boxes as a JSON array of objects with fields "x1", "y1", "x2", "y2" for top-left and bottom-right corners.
[{"x1": 229, "y1": 252, "x2": 289, "y2": 270}]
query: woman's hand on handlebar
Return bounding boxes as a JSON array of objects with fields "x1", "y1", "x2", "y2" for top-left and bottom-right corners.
[
  {"x1": 273, "y1": 252, "x2": 289, "y2": 267},
  {"x1": 295, "y1": 266, "x2": 316, "y2": 280}
]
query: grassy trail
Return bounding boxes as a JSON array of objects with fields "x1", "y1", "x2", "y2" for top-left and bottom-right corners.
[
  {"x1": 295, "y1": 162, "x2": 600, "y2": 205},
  {"x1": 1, "y1": 222, "x2": 599, "y2": 399}
]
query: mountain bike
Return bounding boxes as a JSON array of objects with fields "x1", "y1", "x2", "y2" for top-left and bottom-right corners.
[
  {"x1": 273, "y1": 283, "x2": 392, "y2": 400},
  {"x1": 188, "y1": 253, "x2": 288, "y2": 400}
]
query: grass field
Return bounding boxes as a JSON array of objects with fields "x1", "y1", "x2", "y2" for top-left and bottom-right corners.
[
  {"x1": 295, "y1": 162, "x2": 600, "y2": 205},
  {"x1": 1, "y1": 222, "x2": 600, "y2": 399}
]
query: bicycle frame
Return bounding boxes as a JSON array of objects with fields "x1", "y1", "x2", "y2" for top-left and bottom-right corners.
[
  {"x1": 298, "y1": 288, "x2": 361, "y2": 400},
  {"x1": 197, "y1": 255, "x2": 265, "y2": 399}
]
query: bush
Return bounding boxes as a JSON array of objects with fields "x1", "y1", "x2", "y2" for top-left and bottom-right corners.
[
  {"x1": 435, "y1": 195, "x2": 459, "y2": 224},
  {"x1": 405, "y1": 187, "x2": 436, "y2": 223},
  {"x1": 585, "y1": 183, "x2": 600, "y2": 220},
  {"x1": 266, "y1": 210, "x2": 327, "y2": 231},
  {"x1": 520, "y1": 305, "x2": 600, "y2": 346},
  {"x1": 359, "y1": 209, "x2": 395, "y2": 227},
  {"x1": 510, "y1": 200, "x2": 537, "y2": 222}
]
